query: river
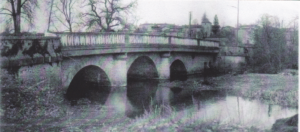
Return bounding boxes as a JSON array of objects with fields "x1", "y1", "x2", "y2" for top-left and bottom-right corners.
[{"x1": 77, "y1": 77, "x2": 298, "y2": 130}]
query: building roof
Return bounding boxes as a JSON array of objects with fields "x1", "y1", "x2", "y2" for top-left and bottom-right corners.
[
  {"x1": 190, "y1": 25, "x2": 203, "y2": 28},
  {"x1": 239, "y1": 25, "x2": 259, "y2": 29},
  {"x1": 202, "y1": 17, "x2": 211, "y2": 24}
]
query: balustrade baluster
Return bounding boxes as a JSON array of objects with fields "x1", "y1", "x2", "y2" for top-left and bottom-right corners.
[
  {"x1": 68, "y1": 34, "x2": 73, "y2": 46},
  {"x1": 115, "y1": 35, "x2": 118, "y2": 44},
  {"x1": 106, "y1": 35, "x2": 110, "y2": 44},
  {"x1": 108, "y1": 35, "x2": 112, "y2": 44},
  {"x1": 112, "y1": 35, "x2": 116, "y2": 44},
  {"x1": 150, "y1": 36, "x2": 152, "y2": 44},
  {"x1": 121, "y1": 35, "x2": 125, "y2": 43},
  {"x1": 101, "y1": 35, "x2": 104, "y2": 44},
  {"x1": 73, "y1": 35, "x2": 76, "y2": 46},
  {"x1": 113, "y1": 35, "x2": 116, "y2": 44},
  {"x1": 86, "y1": 35, "x2": 90, "y2": 45},
  {"x1": 90, "y1": 35, "x2": 94, "y2": 45},
  {"x1": 62, "y1": 35, "x2": 66, "y2": 46}
]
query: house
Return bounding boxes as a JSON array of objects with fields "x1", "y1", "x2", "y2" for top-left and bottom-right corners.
[
  {"x1": 135, "y1": 13, "x2": 214, "y2": 39},
  {"x1": 201, "y1": 14, "x2": 212, "y2": 38},
  {"x1": 237, "y1": 25, "x2": 258, "y2": 46}
]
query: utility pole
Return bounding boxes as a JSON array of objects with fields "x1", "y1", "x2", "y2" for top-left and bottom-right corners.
[
  {"x1": 189, "y1": 11, "x2": 192, "y2": 38},
  {"x1": 236, "y1": 0, "x2": 239, "y2": 46}
]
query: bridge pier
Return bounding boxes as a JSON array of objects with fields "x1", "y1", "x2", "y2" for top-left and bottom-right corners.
[
  {"x1": 157, "y1": 52, "x2": 170, "y2": 79},
  {"x1": 110, "y1": 53, "x2": 127, "y2": 86}
]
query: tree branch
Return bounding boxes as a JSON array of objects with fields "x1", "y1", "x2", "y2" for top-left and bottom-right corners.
[
  {"x1": 21, "y1": 0, "x2": 29, "y2": 7},
  {"x1": 0, "y1": 13, "x2": 12, "y2": 16},
  {"x1": 0, "y1": 8, "x2": 13, "y2": 13}
]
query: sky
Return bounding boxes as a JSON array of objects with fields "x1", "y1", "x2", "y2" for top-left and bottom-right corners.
[
  {"x1": 0, "y1": 0, "x2": 299, "y2": 33},
  {"x1": 135, "y1": 0, "x2": 299, "y2": 27}
]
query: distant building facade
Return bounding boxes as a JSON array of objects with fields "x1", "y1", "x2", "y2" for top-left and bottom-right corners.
[{"x1": 135, "y1": 13, "x2": 213, "y2": 39}]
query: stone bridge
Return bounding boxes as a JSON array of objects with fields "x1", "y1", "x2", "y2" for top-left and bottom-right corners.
[{"x1": 0, "y1": 33, "x2": 219, "y2": 97}]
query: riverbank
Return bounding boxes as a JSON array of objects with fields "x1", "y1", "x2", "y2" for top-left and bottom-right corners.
[
  {"x1": 161, "y1": 72, "x2": 298, "y2": 108},
  {"x1": 214, "y1": 73, "x2": 298, "y2": 108},
  {"x1": 1, "y1": 70, "x2": 298, "y2": 131}
]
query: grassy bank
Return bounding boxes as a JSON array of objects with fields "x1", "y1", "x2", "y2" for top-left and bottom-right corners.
[
  {"x1": 159, "y1": 71, "x2": 298, "y2": 108},
  {"x1": 214, "y1": 73, "x2": 298, "y2": 108},
  {"x1": 0, "y1": 69, "x2": 67, "y2": 130}
]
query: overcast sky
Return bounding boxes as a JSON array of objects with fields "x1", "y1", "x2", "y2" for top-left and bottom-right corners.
[
  {"x1": 0, "y1": 0, "x2": 299, "y2": 33},
  {"x1": 135, "y1": 0, "x2": 299, "y2": 27}
]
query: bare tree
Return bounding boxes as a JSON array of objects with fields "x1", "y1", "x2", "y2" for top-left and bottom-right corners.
[
  {"x1": 251, "y1": 14, "x2": 288, "y2": 73},
  {"x1": 0, "y1": 0, "x2": 38, "y2": 34},
  {"x1": 51, "y1": 0, "x2": 77, "y2": 32},
  {"x1": 81, "y1": 0, "x2": 137, "y2": 32}
]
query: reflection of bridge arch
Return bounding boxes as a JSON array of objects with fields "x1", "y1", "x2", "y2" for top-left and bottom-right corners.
[
  {"x1": 127, "y1": 56, "x2": 159, "y2": 80},
  {"x1": 126, "y1": 80, "x2": 159, "y2": 118},
  {"x1": 170, "y1": 59, "x2": 187, "y2": 81},
  {"x1": 65, "y1": 65, "x2": 111, "y2": 102}
]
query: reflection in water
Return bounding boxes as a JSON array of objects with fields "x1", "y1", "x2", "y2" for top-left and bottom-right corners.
[
  {"x1": 268, "y1": 104, "x2": 272, "y2": 117},
  {"x1": 67, "y1": 80, "x2": 111, "y2": 105},
  {"x1": 169, "y1": 88, "x2": 193, "y2": 110},
  {"x1": 170, "y1": 87, "x2": 182, "y2": 94},
  {"x1": 85, "y1": 82, "x2": 111, "y2": 104},
  {"x1": 124, "y1": 79, "x2": 297, "y2": 129},
  {"x1": 126, "y1": 79, "x2": 159, "y2": 118},
  {"x1": 68, "y1": 77, "x2": 297, "y2": 129},
  {"x1": 192, "y1": 90, "x2": 226, "y2": 109}
]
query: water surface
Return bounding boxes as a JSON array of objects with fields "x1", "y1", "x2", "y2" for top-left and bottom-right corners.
[{"x1": 78, "y1": 78, "x2": 298, "y2": 129}]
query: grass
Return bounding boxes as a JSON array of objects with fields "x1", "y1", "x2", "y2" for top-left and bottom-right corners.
[{"x1": 214, "y1": 73, "x2": 298, "y2": 107}]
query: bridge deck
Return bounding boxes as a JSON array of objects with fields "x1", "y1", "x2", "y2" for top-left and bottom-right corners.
[{"x1": 0, "y1": 33, "x2": 220, "y2": 67}]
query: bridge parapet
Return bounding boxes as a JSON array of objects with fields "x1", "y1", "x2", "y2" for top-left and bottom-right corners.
[
  {"x1": 129, "y1": 35, "x2": 169, "y2": 44},
  {"x1": 170, "y1": 37, "x2": 198, "y2": 46},
  {"x1": 58, "y1": 33, "x2": 126, "y2": 46},
  {"x1": 54, "y1": 32, "x2": 219, "y2": 48},
  {"x1": 0, "y1": 36, "x2": 62, "y2": 68}
]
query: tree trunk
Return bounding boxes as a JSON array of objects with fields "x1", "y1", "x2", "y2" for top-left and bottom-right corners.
[
  {"x1": 68, "y1": 22, "x2": 72, "y2": 32},
  {"x1": 12, "y1": 0, "x2": 22, "y2": 34},
  {"x1": 15, "y1": 14, "x2": 21, "y2": 33}
]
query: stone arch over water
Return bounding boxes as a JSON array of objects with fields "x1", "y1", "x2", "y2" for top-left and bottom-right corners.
[
  {"x1": 65, "y1": 65, "x2": 111, "y2": 103},
  {"x1": 170, "y1": 59, "x2": 187, "y2": 81},
  {"x1": 127, "y1": 56, "x2": 159, "y2": 80}
]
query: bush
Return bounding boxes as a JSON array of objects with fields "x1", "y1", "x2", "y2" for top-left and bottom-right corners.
[
  {"x1": 215, "y1": 59, "x2": 233, "y2": 74},
  {"x1": 1, "y1": 69, "x2": 67, "y2": 122},
  {"x1": 249, "y1": 15, "x2": 298, "y2": 74}
]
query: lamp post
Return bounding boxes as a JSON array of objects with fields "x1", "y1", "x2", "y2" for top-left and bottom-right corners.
[
  {"x1": 237, "y1": 0, "x2": 239, "y2": 46},
  {"x1": 229, "y1": 0, "x2": 240, "y2": 123},
  {"x1": 229, "y1": 0, "x2": 239, "y2": 46}
]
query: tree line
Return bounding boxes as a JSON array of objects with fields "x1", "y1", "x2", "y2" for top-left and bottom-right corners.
[
  {"x1": 0, "y1": 0, "x2": 137, "y2": 34},
  {"x1": 249, "y1": 14, "x2": 298, "y2": 73}
]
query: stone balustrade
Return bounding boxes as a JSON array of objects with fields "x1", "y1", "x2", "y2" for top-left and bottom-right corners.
[
  {"x1": 170, "y1": 37, "x2": 198, "y2": 46},
  {"x1": 129, "y1": 35, "x2": 169, "y2": 44},
  {"x1": 54, "y1": 32, "x2": 219, "y2": 48},
  {"x1": 199, "y1": 41, "x2": 219, "y2": 47},
  {"x1": 59, "y1": 33, "x2": 126, "y2": 46}
]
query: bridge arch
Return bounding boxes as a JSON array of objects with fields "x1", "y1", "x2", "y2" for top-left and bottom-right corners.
[
  {"x1": 170, "y1": 59, "x2": 188, "y2": 81},
  {"x1": 65, "y1": 65, "x2": 111, "y2": 102},
  {"x1": 127, "y1": 56, "x2": 159, "y2": 80}
]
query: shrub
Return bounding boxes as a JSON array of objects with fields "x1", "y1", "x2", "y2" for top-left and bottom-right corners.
[
  {"x1": 1, "y1": 69, "x2": 67, "y2": 122},
  {"x1": 215, "y1": 58, "x2": 233, "y2": 74}
]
